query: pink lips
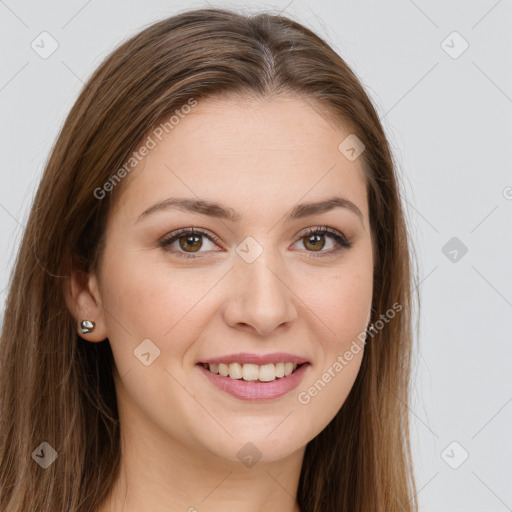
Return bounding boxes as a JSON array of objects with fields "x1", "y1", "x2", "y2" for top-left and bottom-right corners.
[{"x1": 197, "y1": 361, "x2": 310, "y2": 401}]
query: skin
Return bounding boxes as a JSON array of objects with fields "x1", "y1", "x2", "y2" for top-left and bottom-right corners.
[{"x1": 65, "y1": 94, "x2": 374, "y2": 512}]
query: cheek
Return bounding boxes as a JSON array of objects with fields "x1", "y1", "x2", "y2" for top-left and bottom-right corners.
[
  {"x1": 323, "y1": 271, "x2": 372, "y2": 339},
  {"x1": 98, "y1": 246, "x2": 227, "y2": 359},
  {"x1": 293, "y1": 267, "x2": 370, "y2": 431},
  {"x1": 290, "y1": 246, "x2": 372, "y2": 422},
  {"x1": 296, "y1": 257, "x2": 373, "y2": 346}
]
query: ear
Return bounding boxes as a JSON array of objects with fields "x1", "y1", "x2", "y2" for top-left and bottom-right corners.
[{"x1": 63, "y1": 255, "x2": 108, "y2": 343}]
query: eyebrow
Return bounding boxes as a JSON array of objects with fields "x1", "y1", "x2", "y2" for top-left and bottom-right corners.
[{"x1": 136, "y1": 195, "x2": 364, "y2": 225}]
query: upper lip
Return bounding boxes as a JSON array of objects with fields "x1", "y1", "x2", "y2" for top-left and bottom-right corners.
[{"x1": 198, "y1": 352, "x2": 309, "y2": 366}]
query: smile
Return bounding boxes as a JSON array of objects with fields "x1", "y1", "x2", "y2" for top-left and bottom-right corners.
[
  {"x1": 196, "y1": 362, "x2": 310, "y2": 401},
  {"x1": 202, "y1": 362, "x2": 302, "y2": 382}
]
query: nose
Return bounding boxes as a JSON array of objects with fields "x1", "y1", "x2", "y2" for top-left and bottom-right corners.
[{"x1": 222, "y1": 246, "x2": 298, "y2": 336}]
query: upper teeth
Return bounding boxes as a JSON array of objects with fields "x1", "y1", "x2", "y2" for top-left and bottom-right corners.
[{"x1": 205, "y1": 362, "x2": 298, "y2": 382}]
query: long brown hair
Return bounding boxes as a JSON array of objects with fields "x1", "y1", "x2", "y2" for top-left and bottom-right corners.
[{"x1": 0, "y1": 7, "x2": 419, "y2": 511}]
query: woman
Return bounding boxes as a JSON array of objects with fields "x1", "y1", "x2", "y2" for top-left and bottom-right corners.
[{"x1": 0, "y1": 7, "x2": 419, "y2": 511}]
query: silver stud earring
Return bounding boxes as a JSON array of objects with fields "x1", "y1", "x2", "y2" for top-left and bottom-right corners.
[{"x1": 80, "y1": 320, "x2": 96, "y2": 334}]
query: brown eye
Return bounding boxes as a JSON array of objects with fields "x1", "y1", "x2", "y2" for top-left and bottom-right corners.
[
  {"x1": 302, "y1": 233, "x2": 326, "y2": 251},
  {"x1": 293, "y1": 227, "x2": 352, "y2": 257},
  {"x1": 178, "y1": 233, "x2": 203, "y2": 252},
  {"x1": 159, "y1": 228, "x2": 220, "y2": 259}
]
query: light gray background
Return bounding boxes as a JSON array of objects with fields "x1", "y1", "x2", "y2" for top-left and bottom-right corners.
[{"x1": 1, "y1": 1, "x2": 511, "y2": 510}]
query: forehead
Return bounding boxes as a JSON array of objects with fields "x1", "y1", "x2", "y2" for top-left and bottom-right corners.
[{"x1": 111, "y1": 94, "x2": 369, "y2": 223}]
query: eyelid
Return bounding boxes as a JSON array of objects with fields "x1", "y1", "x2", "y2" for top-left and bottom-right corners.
[
  {"x1": 290, "y1": 226, "x2": 352, "y2": 258},
  {"x1": 159, "y1": 225, "x2": 352, "y2": 259},
  {"x1": 158, "y1": 227, "x2": 223, "y2": 259},
  {"x1": 295, "y1": 226, "x2": 351, "y2": 246}
]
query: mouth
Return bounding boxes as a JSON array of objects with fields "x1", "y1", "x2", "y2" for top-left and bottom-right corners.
[
  {"x1": 198, "y1": 361, "x2": 307, "y2": 383},
  {"x1": 196, "y1": 360, "x2": 310, "y2": 401}
]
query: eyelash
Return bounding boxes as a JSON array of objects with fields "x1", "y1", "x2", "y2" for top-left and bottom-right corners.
[{"x1": 159, "y1": 226, "x2": 352, "y2": 260}]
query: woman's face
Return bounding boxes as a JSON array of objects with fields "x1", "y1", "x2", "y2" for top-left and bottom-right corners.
[{"x1": 92, "y1": 94, "x2": 373, "y2": 463}]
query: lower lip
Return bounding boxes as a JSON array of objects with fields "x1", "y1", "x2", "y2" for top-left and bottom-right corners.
[{"x1": 197, "y1": 363, "x2": 310, "y2": 401}]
